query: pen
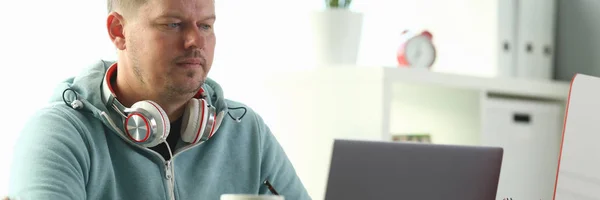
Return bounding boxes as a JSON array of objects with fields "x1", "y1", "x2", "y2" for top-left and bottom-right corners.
[{"x1": 263, "y1": 179, "x2": 279, "y2": 195}]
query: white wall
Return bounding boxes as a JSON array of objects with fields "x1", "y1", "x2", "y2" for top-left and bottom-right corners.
[
  {"x1": 0, "y1": 0, "x2": 498, "y2": 196},
  {"x1": 209, "y1": 0, "x2": 499, "y2": 80}
]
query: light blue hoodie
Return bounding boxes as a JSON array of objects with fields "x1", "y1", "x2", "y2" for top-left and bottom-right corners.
[{"x1": 8, "y1": 60, "x2": 311, "y2": 200}]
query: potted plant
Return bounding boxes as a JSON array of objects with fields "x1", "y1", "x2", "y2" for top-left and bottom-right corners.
[{"x1": 310, "y1": 0, "x2": 364, "y2": 67}]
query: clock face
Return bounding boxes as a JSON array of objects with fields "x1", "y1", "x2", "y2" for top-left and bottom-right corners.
[{"x1": 404, "y1": 35, "x2": 436, "y2": 68}]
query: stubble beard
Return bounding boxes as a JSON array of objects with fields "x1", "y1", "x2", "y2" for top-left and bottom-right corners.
[
  {"x1": 129, "y1": 41, "x2": 145, "y2": 85},
  {"x1": 132, "y1": 62, "x2": 204, "y2": 102},
  {"x1": 165, "y1": 69, "x2": 204, "y2": 101}
]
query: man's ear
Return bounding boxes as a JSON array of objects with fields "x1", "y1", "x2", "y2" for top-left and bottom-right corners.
[{"x1": 107, "y1": 12, "x2": 126, "y2": 50}]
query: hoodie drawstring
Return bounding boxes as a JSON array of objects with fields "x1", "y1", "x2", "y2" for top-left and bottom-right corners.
[{"x1": 226, "y1": 106, "x2": 247, "y2": 122}]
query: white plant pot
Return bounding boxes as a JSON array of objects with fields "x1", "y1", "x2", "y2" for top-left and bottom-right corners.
[{"x1": 310, "y1": 9, "x2": 364, "y2": 67}]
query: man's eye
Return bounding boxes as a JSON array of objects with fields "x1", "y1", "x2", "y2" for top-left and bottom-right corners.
[
  {"x1": 167, "y1": 23, "x2": 181, "y2": 28},
  {"x1": 200, "y1": 24, "x2": 212, "y2": 30}
]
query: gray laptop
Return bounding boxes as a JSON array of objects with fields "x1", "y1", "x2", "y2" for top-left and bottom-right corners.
[{"x1": 324, "y1": 139, "x2": 503, "y2": 200}]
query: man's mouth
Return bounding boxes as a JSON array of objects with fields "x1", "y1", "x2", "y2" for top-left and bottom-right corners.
[{"x1": 176, "y1": 58, "x2": 204, "y2": 68}]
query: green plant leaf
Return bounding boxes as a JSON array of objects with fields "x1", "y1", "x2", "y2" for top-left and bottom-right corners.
[{"x1": 327, "y1": 0, "x2": 339, "y2": 8}]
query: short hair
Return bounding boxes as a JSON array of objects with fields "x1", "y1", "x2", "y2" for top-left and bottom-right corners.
[{"x1": 107, "y1": 0, "x2": 147, "y2": 16}]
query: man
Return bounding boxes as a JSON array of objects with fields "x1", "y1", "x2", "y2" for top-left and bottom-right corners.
[{"x1": 7, "y1": 0, "x2": 311, "y2": 199}]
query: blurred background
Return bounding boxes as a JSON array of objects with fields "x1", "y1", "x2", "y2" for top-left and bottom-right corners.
[{"x1": 0, "y1": 0, "x2": 596, "y2": 199}]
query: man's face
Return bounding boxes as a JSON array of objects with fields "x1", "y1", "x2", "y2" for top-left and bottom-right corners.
[{"x1": 125, "y1": 0, "x2": 216, "y2": 98}]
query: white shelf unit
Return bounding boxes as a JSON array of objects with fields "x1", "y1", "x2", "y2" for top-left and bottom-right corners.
[{"x1": 215, "y1": 66, "x2": 571, "y2": 200}]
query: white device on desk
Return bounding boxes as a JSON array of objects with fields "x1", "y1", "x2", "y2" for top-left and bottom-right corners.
[
  {"x1": 554, "y1": 74, "x2": 600, "y2": 199},
  {"x1": 323, "y1": 139, "x2": 503, "y2": 200}
]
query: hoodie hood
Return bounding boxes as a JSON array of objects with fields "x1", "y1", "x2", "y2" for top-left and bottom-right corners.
[{"x1": 51, "y1": 60, "x2": 229, "y2": 133}]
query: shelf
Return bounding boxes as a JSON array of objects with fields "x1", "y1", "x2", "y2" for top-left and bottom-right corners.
[
  {"x1": 249, "y1": 66, "x2": 571, "y2": 102},
  {"x1": 381, "y1": 67, "x2": 570, "y2": 102}
]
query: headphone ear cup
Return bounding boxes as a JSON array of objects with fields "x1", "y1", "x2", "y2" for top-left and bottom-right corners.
[
  {"x1": 210, "y1": 110, "x2": 226, "y2": 138},
  {"x1": 181, "y1": 98, "x2": 201, "y2": 143},
  {"x1": 201, "y1": 105, "x2": 218, "y2": 142},
  {"x1": 124, "y1": 100, "x2": 170, "y2": 148},
  {"x1": 182, "y1": 98, "x2": 212, "y2": 144}
]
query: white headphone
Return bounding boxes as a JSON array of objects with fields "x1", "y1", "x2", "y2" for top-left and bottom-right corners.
[{"x1": 101, "y1": 63, "x2": 225, "y2": 148}]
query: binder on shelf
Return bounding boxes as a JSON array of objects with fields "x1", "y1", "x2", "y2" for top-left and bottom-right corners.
[
  {"x1": 497, "y1": 0, "x2": 518, "y2": 78},
  {"x1": 536, "y1": 0, "x2": 558, "y2": 80},
  {"x1": 515, "y1": 0, "x2": 557, "y2": 80},
  {"x1": 515, "y1": 0, "x2": 537, "y2": 79}
]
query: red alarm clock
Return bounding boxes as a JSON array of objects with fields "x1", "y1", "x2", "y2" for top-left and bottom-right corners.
[{"x1": 397, "y1": 30, "x2": 436, "y2": 68}]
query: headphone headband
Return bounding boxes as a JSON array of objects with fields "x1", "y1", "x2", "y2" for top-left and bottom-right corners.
[{"x1": 101, "y1": 63, "x2": 128, "y2": 117}]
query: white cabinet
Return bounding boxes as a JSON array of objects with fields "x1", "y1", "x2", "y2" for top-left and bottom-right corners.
[{"x1": 481, "y1": 96, "x2": 563, "y2": 199}]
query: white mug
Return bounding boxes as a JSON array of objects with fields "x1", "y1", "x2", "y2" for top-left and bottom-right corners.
[{"x1": 220, "y1": 194, "x2": 284, "y2": 200}]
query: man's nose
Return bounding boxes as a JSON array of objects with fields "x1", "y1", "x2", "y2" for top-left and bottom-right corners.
[{"x1": 184, "y1": 26, "x2": 206, "y2": 50}]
